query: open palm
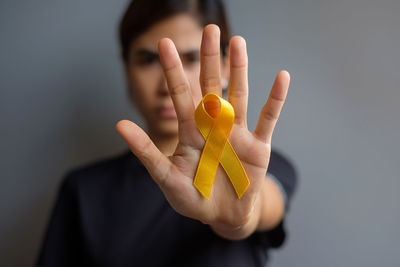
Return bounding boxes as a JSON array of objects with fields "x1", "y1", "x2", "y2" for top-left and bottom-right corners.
[{"x1": 117, "y1": 25, "x2": 290, "y2": 236}]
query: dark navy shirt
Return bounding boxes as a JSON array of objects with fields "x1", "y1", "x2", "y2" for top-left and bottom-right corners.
[{"x1": 37, "y1": 150, "x2": 297, "y2": 267}]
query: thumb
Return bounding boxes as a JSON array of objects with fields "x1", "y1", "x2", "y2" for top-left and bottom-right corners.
[{"x1": 116, "y1": 120, "x2": 171, "y2": 187}]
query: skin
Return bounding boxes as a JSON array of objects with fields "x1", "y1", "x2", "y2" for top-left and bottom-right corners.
[{"x1": 117, "y1": 14, "x2": 290, "y2": 240}]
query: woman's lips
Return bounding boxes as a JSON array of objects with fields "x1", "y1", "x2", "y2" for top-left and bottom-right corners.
[{"x1": 158, "y1": 107, "x2": 177, "y2": 118}]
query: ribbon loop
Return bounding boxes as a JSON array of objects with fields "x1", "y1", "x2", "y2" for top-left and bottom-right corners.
[{"x1": 194, "y1": 93, "x2": 250, "y2": 199}]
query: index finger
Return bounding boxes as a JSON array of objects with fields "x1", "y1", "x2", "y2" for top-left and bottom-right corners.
[{"x1": 158, "y1": 38, "x2": 196, "y2": 126}]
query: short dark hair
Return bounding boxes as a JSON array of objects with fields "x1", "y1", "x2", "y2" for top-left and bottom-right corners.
[{"x1": 119, "y1": 0, "x2": 230, "y2": 62}]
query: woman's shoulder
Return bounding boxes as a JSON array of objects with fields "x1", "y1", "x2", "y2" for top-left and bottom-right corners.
[
  {"x1": 269, "y1": 149, "x2": 297, "y2": 176},
  {"x1": 269, "y1": 149, "x2": 298, "y2": 202},
  {"x1": 61, "y1": 150, "x2": 140, "y2": 190}
]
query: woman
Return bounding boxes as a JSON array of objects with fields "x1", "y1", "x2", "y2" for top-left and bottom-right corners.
[{"x1": 37, "y1": 0, "x2": 297, "y2": 266}]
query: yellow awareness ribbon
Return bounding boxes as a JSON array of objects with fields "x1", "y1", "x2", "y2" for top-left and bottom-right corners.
[{"x1": 194, "y1": 93, "x2": 250, "y2": 200}]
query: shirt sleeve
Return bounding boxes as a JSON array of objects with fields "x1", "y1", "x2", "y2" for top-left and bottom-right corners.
[
  {"x1": 36, "y1": 174, "x2": 83, "y2": 266},
  {"x1": 267, "y1": 150, "x2": 298, "y2": 211},
  {"x1": 251, "y1": 150, "x2": 298, "y2": 248}
]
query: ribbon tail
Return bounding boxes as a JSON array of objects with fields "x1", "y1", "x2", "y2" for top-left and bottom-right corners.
[
  {"x1": 194, "y1": 127, "x2": 229, "y2": 200},
  {"x1": 220, "y1": 142, "x2": 250, "y2": 199}
]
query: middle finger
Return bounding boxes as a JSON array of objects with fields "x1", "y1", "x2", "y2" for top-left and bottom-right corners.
[{"x1": 200, "y1": 24, "x2": 222, "y2": 97}]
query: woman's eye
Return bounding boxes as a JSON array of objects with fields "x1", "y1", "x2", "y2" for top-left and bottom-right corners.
[
  {"x1": 131, "y1": 50, "x2": 159, "y2": 66},
  {"x1": 137, "y1": 55, "x2": 158, "y2": 65},
  {"x1": 182, "y1": 52, "x2": 200, "y2": 65}
]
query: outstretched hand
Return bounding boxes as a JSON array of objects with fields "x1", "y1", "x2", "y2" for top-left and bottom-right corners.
[{"x1": 117, "y1": 25, "x2": 290, "y2": 240}]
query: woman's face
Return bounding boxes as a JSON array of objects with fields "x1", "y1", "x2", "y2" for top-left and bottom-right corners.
[{"x1": 125, "y1": 14, "x2": 226, "y2": 137}]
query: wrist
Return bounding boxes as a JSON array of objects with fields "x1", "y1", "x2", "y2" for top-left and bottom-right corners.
[{"x1": 209, "y1": 195, "x2": 263, "y2": 240}]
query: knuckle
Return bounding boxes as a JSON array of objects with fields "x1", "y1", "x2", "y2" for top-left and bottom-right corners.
[
  {"x1": 270, "y1": 93, "x2": 286, "y2": 103},
  {"x1": 234, "y1": 115, "x2": 247, "y2": 127},
  {"x1": 200, "y1": 76, "x2": 221, "y2": 90},
  {"x1": 229, "y1": 87, "x2": 248, "y2": 98},
  {"x1": 140, "y1": 139, "x2": 154, "y2": 161},
  {"x1": 157, "y1": 159, "x2": 171, "y2": 189},
  {"x1": 262, "y1": 108, "x2": 278, "y2": 122},
  {"x1": 169, "y1": 82, "x2": 189, "y2": 96}
]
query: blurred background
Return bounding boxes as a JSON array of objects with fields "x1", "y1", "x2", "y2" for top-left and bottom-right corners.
[{"x1": 1, "y1": 0, "x2": 399, "y2": 266}]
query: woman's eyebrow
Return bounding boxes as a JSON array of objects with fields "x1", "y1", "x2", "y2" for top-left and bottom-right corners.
[
  {"x1": 133, "y1": 49, "x2": 158, "y2": 58},
  {"x1": 180, "y1": 49, "x2": 200, "y2": 57},
  {"x1": 132, "y1": 48, "x2": 200, "y2": 59}
]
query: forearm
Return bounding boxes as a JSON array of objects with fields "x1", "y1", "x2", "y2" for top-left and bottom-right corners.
[
  {"x1": 256, "y1": 176, "x2": 285, "y2": 231},
  {"x1": 210, "y1": 176, "x2": 285, "y2": 240}
]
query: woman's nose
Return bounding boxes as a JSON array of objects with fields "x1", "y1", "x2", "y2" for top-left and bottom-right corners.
[{"x1": 158, "y1": 74, "x2": 170, "y2": 96}]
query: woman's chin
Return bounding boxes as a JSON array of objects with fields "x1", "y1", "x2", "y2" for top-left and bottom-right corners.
[{"x1": 152, "y1": 119, "x2": 179, "y2": 137}]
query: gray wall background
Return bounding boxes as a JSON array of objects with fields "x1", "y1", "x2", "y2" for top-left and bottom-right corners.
[{"x1": 1, "y1": 0, "x2": 399, "y2": 266}]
